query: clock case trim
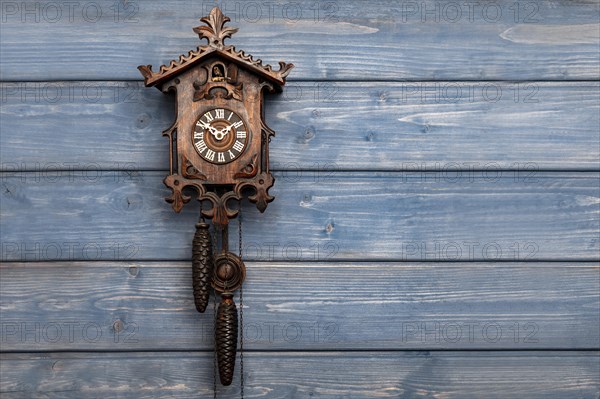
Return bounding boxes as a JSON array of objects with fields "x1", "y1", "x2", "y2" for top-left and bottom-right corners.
[{"x1": 138, "y1": 7, "x2": 293, "y2": 226}]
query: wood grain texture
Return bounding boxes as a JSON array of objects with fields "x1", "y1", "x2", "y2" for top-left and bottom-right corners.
[
  {"x1": 1, "y1": 172, "x2": 598, "y2": 261},
  {"x1": 1, "y1": 261, "x2": 598, "y2": 351},
  {"x1": 2, "y1": 81, "x2": 599, "y2": 170},
  {"x1": 1, "y1": 0, "x2": 598, "y2": 395},
  {"x1": 1, "y1": 351, "x2": 599, "y2": 399},
  {"x1": 1, "y1": 1, "x2": 599, "y2": 81}
]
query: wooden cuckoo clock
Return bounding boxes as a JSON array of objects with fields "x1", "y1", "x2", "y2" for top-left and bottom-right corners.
[{"x1": 138, "y1": 7, "x2": 293, "y2": 389}]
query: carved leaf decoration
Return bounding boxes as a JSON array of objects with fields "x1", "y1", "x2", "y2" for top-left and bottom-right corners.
[
  {"x1": 137, "y1": 65, "x2": 153, "y2": 80},
  {"x1": 181, "y1": 154, "x2": 207, "y2": 180},
  {"x1": 238, "y1": 173, "x2": 274, "y2": 213},
  {"x1": 193, "y1": 7, "x2": 239, "y2": 48},
  {"x1": 163, "y1": 175, "x2": 192, "y2": 213},
  {"x1": 278, "y1": 61, "x2": 294, "y2": 79},
  {"x1": 233, "y1": 154, "x2": 258, "y2": 179},
  {"x1": 166, "y1": 188, "x2": 188, "y2": 213},
  {"x1": 200, "y1": 191, "x2": 240, "y2": 226},
  {"x1": 193, "y1": 82, "x2": 243, "y2": 102}
]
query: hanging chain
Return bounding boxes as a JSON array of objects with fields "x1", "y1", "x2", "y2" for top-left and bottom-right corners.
[
  {"x1": 212, "y1": 286, "x2": 217, "y2": 399},
  {"x1": 200, "y1": 200, "x2": 205, "y2": 223},
  {"x1": 238, "y1": 204, "x2": 243, "y2": 259},
  {"x1": 238, "y1": 203, "x2": 244, "y2": 399},
  {"x1": 212, "y1": 221, "x2": 218, "y2": 399}
]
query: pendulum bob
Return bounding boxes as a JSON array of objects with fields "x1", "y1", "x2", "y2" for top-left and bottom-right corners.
[
  {"x1": 212, "y1": 252, "x2": 246, "y2": 293},
  {"x1": 212, "y1": 252, "x2": 246, "y2": 386},
  {"x1": 192, "y1": 222, "x2": 213, "y2": 313}
]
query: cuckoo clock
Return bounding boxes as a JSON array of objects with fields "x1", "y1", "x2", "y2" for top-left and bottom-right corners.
[{"x1": 138, "y1": 7, "x2": 293, "y2": 389}]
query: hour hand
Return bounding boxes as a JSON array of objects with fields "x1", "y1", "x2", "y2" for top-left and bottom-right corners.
[
  {"x1": 221, "y1": 124, "x2": 234, "y2": 136},
  {"x1": 213, "y1": 125, "x2": 234, "y2": 141},
  {"x1": 200, "y1": 121, "x2": 221, "y2": 138}
]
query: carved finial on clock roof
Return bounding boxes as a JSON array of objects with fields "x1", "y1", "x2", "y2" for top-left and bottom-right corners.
[{"x1": 193, "y1": 6, "x2": 238, "y2": 49}]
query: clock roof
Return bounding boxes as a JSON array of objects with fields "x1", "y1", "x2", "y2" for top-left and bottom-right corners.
[{"x1": 138, "y1": 7, "x2": 293, "y2": 90}]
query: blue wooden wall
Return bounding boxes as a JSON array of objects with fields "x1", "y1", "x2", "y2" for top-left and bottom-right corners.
[{"x1": 1, "y1": 1, "x2": 599, "y2": 397}]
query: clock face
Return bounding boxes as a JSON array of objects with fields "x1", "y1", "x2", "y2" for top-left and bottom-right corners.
[{"x1": 192, "y1": 108, "x2": 249, "y2": 164}]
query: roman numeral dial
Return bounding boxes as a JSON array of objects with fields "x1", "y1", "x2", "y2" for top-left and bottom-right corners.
[{"x1": 192, "y1": 108, "x2": 249, "y2": 164}]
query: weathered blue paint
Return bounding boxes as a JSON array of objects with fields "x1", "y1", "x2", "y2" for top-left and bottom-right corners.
[
  {"x1": 1, "y1": 172, "x2": 598, "y2": 261},
  {"x1": 0, "y1": 1, "x2": 599, "y2": 81},
  {"x1": 1, "y1": 82, "x2": 599, "y2": 170},
  {"x1": 1, "y1": 352, "x2": 599, "y2": 398},
  {"x1": 0, "y1": 262, "x2": 598, "y2": 351},
  {"x1": 0, "y1": 0, "x2": 598, "y2": 397}
]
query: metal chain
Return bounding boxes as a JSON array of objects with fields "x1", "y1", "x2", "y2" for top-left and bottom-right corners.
[
  {"x1": 212, "y1": 287, "x2": 217, "y2": 399},
  {"x1": 201, "y1": 199, "x2": 217, "y2": 398},
  {"x1": 238, "y1": 204, "x2": 244, "y2": 399},
  {"x1": 212, "y1": 222, "x2": 218, "y2": 399},
  {"x1": 239, "y1": 204, "x2": 243, "y2": 259}
]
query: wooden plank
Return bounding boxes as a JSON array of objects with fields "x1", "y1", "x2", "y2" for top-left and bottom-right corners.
[
  {"x1": 1, "y1": 1, "x2": 599, "y2": 81},
  {"x1": 1, "y1": 351, "x2": 598, "y2": 398},
  {"x1": 1, "y1": 81, "x2": 599, "y2": 170},
  {"x1": 1, "y1": 172, "x2": 598, "y2": 261},
  {"x1": 1, "y1": 261, "x2": 598, "y2": 351}
]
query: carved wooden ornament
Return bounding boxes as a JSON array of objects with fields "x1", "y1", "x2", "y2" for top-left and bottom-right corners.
[
  {"x1": 138, "y1": 7, "x2": 293, "y2": 388},
  {"x1": 139, "y1": 6, "x2": 293, "y2": 225}
]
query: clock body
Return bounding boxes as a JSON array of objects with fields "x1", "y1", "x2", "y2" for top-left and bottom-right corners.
[
  {"x1": 154, "y1": 59, "x2": 281, "y2": 224},
  {"x1": 138, "y1": 6, "x2": 292, "y2": 223}
]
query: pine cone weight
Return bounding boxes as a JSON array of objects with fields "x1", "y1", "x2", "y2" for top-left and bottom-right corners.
[
  {"x1": 216, "y1": 293, "x2": 238, "y2": 386},
  {"x1": 192, "y1": 222, "x2": 213, "y2": 313}
]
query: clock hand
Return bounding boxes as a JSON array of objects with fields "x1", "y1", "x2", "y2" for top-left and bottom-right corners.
[
  {"x1": 213, "y1": 129, "x2": 224, "y2": 140},
  {"x1": 220, "y1": 124, "x2": 234, "y2": 136},
  {"x1": 200, "y1": 121, "x2": 224, "y2": 140},
  {"x1": 212, "y1": 124, "x2": 234, "y2": 141},
  {"x1": 213, "y1": 127, "x2": 228, "y2": 141},
  {"x1": 199, "y1": 120, "x2": 214, "y2": 132}
]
